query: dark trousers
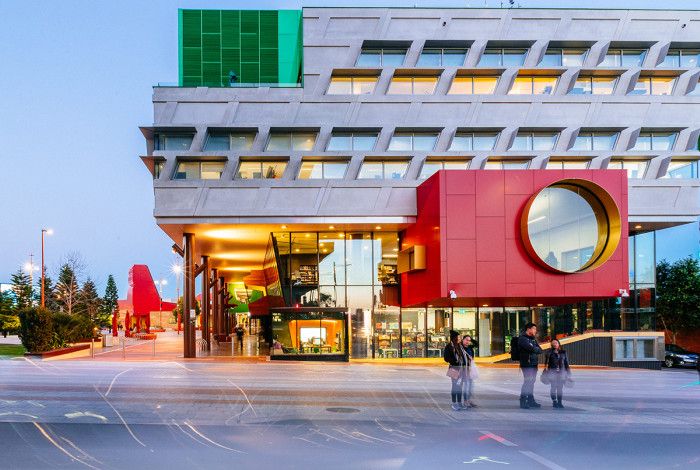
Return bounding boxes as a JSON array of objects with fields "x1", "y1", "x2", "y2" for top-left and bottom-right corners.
[
  {"x1": 520, "y1": 366, "x2": 538, "y2": 398},
  {"x1": 550, "y1": 378, "x2": 565, "y2": 402},
  {"x1": 451, "y1": 378, "x2": 462, "y2": 403}
]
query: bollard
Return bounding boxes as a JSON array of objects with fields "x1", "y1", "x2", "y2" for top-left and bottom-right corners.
[
  {"x1": 152, "y1": 337, "x2": 156, "y2": 357},
  {"x1": 91, "y1": 337, "x2": 94, "y2": 358}
]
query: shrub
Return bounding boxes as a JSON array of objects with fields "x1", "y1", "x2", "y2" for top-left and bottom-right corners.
[
  {"x1": 0, "y1": 314, "x2": 20, "y2": 335},
  {"x1": 53, "y1": 313, "x2": 95, "y2": 344},
  {"x1": 18, "y1": 308, "x2": 55, "y2": 353}
]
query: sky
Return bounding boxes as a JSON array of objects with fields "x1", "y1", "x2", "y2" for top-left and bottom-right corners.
[{"x1": 1, "y1": 0, "x2": 699, "y2": 300}]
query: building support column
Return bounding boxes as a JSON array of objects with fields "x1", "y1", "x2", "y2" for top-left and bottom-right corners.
[
  {"x1": 219, "y1": 276, "x2": 229, "y2": 336},
  {"x1": 201, "y1": 256, "x2": 210, "y2": 352},
  {"x1": 183, "y1": 233, "x2": 196, "y2": 358},
  {"x1": 211, "y1": 268, "x2": 219, "y2": 340}
]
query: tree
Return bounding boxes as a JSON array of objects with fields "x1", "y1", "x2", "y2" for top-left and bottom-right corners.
[
  {"x1": 55, "y1": 264, "x2": 80, "y2": 314},
  {"x1": 656, "y1": 257, "x2": 700, "y2": 344},
  {"x1": 76, "y1": 278, "x2": 102, "y2": 324},
  {"x1": 18, "y1": 307, "x2": 55, "y2": 353},
  {"x1": 10, "y1": 268, "x2": 33, "y2": 309},
  {"x1": 101, "y1": 275, "x2": 119, "y2": 326},
  {"x1": 0, "y1": 290, "x2": 19, "y2": 336},
  {"x1": 38, "y1": 274, "x2": 60, "y2": 311}
]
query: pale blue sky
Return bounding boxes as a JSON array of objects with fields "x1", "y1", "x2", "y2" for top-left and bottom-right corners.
[{"x1": 1, "y1": 0, "x2": 698, "y2": 299}]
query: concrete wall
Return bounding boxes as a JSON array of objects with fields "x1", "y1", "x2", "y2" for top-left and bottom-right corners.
[{"x1": 146, "y1": 7, "x2": 700, "y2": 226}]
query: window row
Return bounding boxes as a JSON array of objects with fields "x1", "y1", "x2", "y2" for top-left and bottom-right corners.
[
  {"x1": 156, "y1": 158, "x2": 700, "y2": 181},
  {"x1": 155, "y1": 129, "x2": 684, "y2": 153},
  {"x1": 327, "y1": 72, "x2": 689, "y2": 96},
  {"x1": 356, "y1": 43, "x2": 700, "y2": 69}
]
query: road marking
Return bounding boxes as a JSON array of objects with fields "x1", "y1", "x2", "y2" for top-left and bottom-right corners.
[
  {"x1": 64, "y1": 411, "x2": 108, "y2": 422},
  {"x1": 94, "y1": 387, "x2": 146, "y2": 447},
  {"x1": 479, "y1": 431, "x2": 518, "y2": 447},
  {"x1": 464, "y1": 456, "x2": 510, "y2": 465},
  {"x1": 519, "y1": 450, "x2": 567, "y2": 470},
  {"x1": 184, "y1": 421, "x2": 246, "y2": 453},
  {"x1": 0, "y1": 412, "x2": 39, "y2": 419}
]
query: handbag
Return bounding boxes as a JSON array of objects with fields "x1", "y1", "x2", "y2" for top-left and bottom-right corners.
[
  {"x1": 564, "y1": 376, "x2": 574, "y2": 388},
  {"x1": 446, "y1": 366, "x2": 461, "y2": 380},
  {"x1": 540, "y1": 368, "x2": 551, "y2": 385},
  {"x1": 468, "y1": 361, "x2": 479, "y2": 380}
]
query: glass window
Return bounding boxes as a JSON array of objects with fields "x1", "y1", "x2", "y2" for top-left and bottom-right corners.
[
  {"x1": 401, "y1": 308, "x2": 426, "y2": 358},
  {"x1": 526, "y1": 184, "x2": 602, "y2": 272},
  {"x1": 356, "y1": 48, "x2": 407, "y2": 67},
  {"x1": 174, "y1": 161, "x2": 224, "y2": 180},
  {"x1": 389, "y1": 132, "x2": 438, "y2": 151},
  {"x1": 266, "y1": 132, "x2": 317, "y2": 151},
  {"x1": 204, "y1": 134, "x2": 229, "y2": 151},
  {"x1": 614, "y1": 338, "x2": 656, "y2": 360},
  {"x1": 569, "y1": 76, "x2": 617, "y2": 95},
  {"x1": 511, "y1": 132, "x2": 558, "y2": 151},
  {"x1": 298, "y1": 161, "x2": 348, "y2": 179},
  {"x1": 541, "y1": 48, "x2": 587, "y2": 67},
  {"x1": 448, "y1": 76, "x2": 498, "y2": 94},
  {"x1": 602, "y1": 49, "x2": 646, "y2": 67},
  {"x1": 509, "y1": 76, "x2": 557, "y2": 95},
  {"x1": 630, "y1": 77, "x2": 676, "y2": 96},
  {"x1": 358, "y1": 161, "x2": 409, "y2": 179},
  {"x1": 327, "y1": 132, "x2": 377, "y2": 151},
  {"x1": 419, "y1": 160, "x2": 470, "y2": 179},
  {"x1": 327, "y1": 76, "x2": 377, "y2": 95},
  {"x1": 153, "y1": 160, "x2": 165, "y2": 179},
  {"x1": 608, "y1": 160, "x2": 648, "y2": 178},
  {"x1": 236, "y1": 161, "x2": 287, "y2": 179},
  {"x1": 572, "y1": 132, "x2": 618, "y2": 151},
  {"x1": 485, "y1": 160, "x2": 530, "y2": 170},
  {"x1": 453, "y1": 308, "x2": 477, "y2": 348},
  {"x1": 479, "y1": 48, "x2": 527, "y2": 66},
  {"x1": 345, "y1": 232, "x2": 373, "y2": 285},
  {"x1": 664, "y1": 160, "x2": 699, "y2": 178},
  {"x1": 155, "y1": 133, "x2": 193, "y2": 151},
  {"x1": 631, "y1": 132, "x2": 677, "y2": 151},
  {"x1": 688, "y1": 79, "x2": 700, "y2": 96},
  {"x1": 374, "y1": 306, "x2": 401, "y2": 358},
  {"x1": 680, "y1": 50, "x2": 700, "y2": 68},
  {"x1": 417, "y1": 48, "x2": 467, "y2": 67},
  {"x1": 545, "y1": 160, "x2": 590, "y2": 170},
  {"x1": 661, "y1": 50, "x2": 681, "y2": 68},
  {"x1": 448, "y1": 132, "x2": 498, "y2": 151},
  {"x1": 387, "y1": 76, "x2": 437, "y2": 95},
  {"x1": 635, "y1": 231, "x2": 655, "y2": 285}
]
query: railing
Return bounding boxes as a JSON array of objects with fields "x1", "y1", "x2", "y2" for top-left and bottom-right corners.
[{"x1": 155, "y1": 82, "x2": 303, "y2": 89}]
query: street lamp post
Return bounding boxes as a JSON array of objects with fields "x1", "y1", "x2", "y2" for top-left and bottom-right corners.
[
  {"x1": 172, "y1": 264, "x2": 182, "y2": 334},
  {"x1": 156, "y1": 279, "x2": 167, "y2": 328},
  {"x1": 40, "y1": 229, "x2": 53, "y2": 308}
]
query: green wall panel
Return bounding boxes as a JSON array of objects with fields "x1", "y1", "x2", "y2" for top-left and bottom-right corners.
[{"x1": 178, "y1": 9, "x2": 302, "y2": 87}]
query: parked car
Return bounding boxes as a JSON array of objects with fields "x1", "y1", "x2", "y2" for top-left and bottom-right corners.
[{"x1": 664, "y1": 344, "x2": 699, "y2": 368}]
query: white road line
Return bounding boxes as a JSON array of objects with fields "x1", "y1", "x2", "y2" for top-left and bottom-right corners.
[
  {"x1": 33, "y1": 422, "x2": 99, "y2": 470},
  {"x1": 479, "y1": 431, "x2": 518, "y2": 447},
  {"x1": 519, "y1": 450, "x2": 567, "y2": 470}
]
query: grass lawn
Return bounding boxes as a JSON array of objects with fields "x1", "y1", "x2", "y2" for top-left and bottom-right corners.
[{"x1": 0, "y1": 344, "x2": 25, "y2": 357}]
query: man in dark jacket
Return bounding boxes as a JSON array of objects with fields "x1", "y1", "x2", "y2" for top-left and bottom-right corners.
[{"x1": 518, "y1": 322, "x2": 543, "y2": 409}]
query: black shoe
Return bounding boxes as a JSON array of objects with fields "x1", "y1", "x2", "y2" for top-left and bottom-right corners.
[
  {"x1": 552, "y1": 400, "x2": 558, "y2": 408},
  {"x1": 557, "y1": 400, "x2": 564, "y2": 409},
  {"x1": 528, "y1": 396, "x2": 542, "y2": 408},
  {"x1": 519, "y1": 397, "x2": 530, "y2": 409}
]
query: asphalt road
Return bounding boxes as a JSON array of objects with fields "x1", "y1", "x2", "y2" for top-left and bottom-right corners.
[{"x1": 0, "y1": 358, "x2": 698, "y2": 469}]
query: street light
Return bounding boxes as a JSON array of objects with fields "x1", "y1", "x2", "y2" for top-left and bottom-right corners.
[
  {"x1": 24, "y1": 257, "x2": 39, "y2": 305},
  {"x1": 41, "y1": 228, "x2": 53, "y2": 308}
]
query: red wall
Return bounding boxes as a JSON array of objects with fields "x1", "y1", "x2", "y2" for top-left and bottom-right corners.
[{"x1": 401, "y1": 170, "x2": 629, "y2": 307}]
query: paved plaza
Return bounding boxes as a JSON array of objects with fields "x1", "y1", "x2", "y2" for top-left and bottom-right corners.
[{"x1": 0, "y1": 353, "x2": 698, "y2": 469}]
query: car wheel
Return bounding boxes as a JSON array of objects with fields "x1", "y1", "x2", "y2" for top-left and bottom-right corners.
[{"x1": 664, "y1": 358, "x2": 674, "y2": 368}]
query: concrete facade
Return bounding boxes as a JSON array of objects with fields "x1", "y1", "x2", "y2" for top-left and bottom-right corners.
[{"x1": 143, "y1": 7, "x2": 700, "y2": 276}]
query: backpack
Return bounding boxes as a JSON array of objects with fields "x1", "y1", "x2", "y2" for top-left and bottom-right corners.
[{"x1": 510, "y1": 336, "x2": 520, "y2": 361}]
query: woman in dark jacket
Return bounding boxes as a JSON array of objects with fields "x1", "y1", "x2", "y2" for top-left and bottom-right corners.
[
  {"x1": 460, "y1": 335, "x2": 478, "y2": 408},
  {"x1": 545, "y1": 339, "x2": 571, "y2": 408},
  {"x1": 444, "y1": 330, "x2": 466, "y2": 411}
]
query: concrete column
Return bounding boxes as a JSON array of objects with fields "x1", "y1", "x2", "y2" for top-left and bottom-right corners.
[
  {"x1": 211, "y1": 268, "x2": 219, "y2": 339},
  {"x1": 183, "y1": 233, "x2": 196, "y2": 358},
  {"x1": 201, "y1": 256, "x2": 210, "y2": 352},
  {"x1": 219, "y1": 276, "x2": 229, "y2": 336}
]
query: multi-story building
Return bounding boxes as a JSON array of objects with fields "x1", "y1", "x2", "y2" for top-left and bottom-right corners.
[{"x1": 141, "y1": 7, "x2": 700, "y2": 365}]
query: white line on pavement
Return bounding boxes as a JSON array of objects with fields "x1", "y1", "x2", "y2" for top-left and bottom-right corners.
[
  {"x1": 519, "y1": 450, "x2": 567, "y2": 470},
  {"x1": 105, "y1": 368, "x2": 132, "y2": 396}
]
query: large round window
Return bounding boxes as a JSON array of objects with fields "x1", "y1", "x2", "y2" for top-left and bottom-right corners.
[{"x1": 521, "y1": 179, "x2": 621, "y2": 273}]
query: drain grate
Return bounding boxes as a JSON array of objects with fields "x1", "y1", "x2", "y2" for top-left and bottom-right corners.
[{"x1": 325, "y1": 407, "x2": 360, "y2": 413}]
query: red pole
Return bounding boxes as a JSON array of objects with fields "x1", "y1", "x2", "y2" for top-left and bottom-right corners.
[
  {"x1": 40, "y1": 230, "x2": 45, "y2": 308},
  {"x1": 177, "y1": 313, "x2": 181, "y2": 335}
]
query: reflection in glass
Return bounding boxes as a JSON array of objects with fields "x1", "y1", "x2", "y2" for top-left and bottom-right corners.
[
  {"x1": 526, "y1": 185, "x2": 602, "y2": 272},
  {"x1": 665, "y1": 160, "x2": 699, "y2": 178},
  {"x1": 401, "y1": 308, "x2": 426, "y2": 357},
  {"x1": 237, "y1": 161, "x2": 286, "y2": 179},
  {"x1": 427, "y1": 308, "x2": 450, "y2": 357},
  {"x1": 373, "y1": 306, "x2": 400, "y2": 358}
]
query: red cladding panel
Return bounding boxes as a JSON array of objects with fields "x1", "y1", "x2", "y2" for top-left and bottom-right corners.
[{"x1": 401, "y1": 170, "x2": 629, "y2": 307}]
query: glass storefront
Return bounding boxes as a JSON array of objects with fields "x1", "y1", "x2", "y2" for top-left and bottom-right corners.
[
  {"x1": 271, "y1": 308, "x2": 348, "y2": 361},
  {"x1": 266, "y1": 228, "x2": 663, "y2": 358}
]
